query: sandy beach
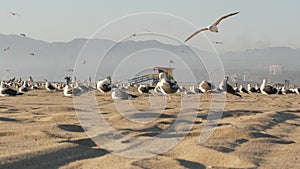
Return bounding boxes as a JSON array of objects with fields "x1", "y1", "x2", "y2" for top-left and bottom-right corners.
[{"x1": 0, "y1": 89, "x2": 299, "y2": 169}]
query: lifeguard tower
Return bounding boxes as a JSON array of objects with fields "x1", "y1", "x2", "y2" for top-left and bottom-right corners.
[{"x1": 128, "y1": 66, "x2": 175, "y2": 85}]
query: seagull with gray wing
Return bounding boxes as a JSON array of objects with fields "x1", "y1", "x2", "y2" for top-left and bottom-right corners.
[
  {"x1": 9, "y1": 11, "x2": 20, "y2": 16},
  {"x1": 185, "y1": 11, "x2": 239, "y2": 42}
]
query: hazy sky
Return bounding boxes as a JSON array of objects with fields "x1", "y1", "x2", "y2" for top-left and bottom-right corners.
[{"x1": 1, "y1": 0, "x2": 300, "y2": 52}]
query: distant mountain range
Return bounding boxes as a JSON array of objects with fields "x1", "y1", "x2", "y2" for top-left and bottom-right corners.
[{"x1": 0, "y1": 33, "x2": 299, "y2": 82}]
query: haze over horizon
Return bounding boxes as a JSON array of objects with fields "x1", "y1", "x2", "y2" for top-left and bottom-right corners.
[
  {"x1": 1, "y1": 1, "x2": 300, "y2": 84},
  {"x1": 1, "y1": 0, "x2": 300, "y2": 52},
  {"x1": 1, "y1": 34, "x2": 300, "y2": 84}
]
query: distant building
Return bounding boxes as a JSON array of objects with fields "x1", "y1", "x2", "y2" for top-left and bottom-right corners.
[{"x1": 269, "y1": 65, "x2": 283, "y2": 75}]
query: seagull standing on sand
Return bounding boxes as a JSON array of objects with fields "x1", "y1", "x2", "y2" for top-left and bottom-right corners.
[
  {"x1": 155, "y1": 73, "x2": 179, "y2": 99},
  {"x1": 96, "y1": 76, "x2": 112, "y2": 93},
  {"x1": 199, "y1": 80, "x2": 214, "y2": 94},
  {"x1": 239, "y1": 85, "x2": 249, "y2": 94},
  {"x1": 138, "y1": 84, "x2": 155, "y2": 94},
  {"x1": 45, "y1": 79, "x2": 56, "y2": 91},
  {"x1": 247, "y1": 84, "x2": 258, "y2": 93},
  {"x1": 19, "y1": 81, "x2": 30, "y2": 93},
  {"x1": 219, "y1": 76, "x2": 241, "y2": 97},
  {"x1": 260, "y1": 79, "x2": 278, "y2": 95},
  {"x1": 185, "y1": 11, "x2": 240, "y2": 42},
  {"x1": 0, "y1": 81, "x2": 23, "y2": 96},
  {"x1": 111, "y1": 87, "x2": 138, "y2": 100},
  {"x1": 63, "y1": 84, "x2": 82, "y2": 97}
]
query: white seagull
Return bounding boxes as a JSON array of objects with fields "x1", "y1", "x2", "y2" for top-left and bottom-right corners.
[
  {"x1": 185, "y1": 11, "x2": 240, "y2": 42},
  {"x1": 96, "y1": 76, "x2": 112, "y2": 94},
  {"x1": 111, "y1": 87, "x2": 138, "y2": 100},
  {"x1": 45, "y1": 79, "x2": 56, "y2": 91},
  {"x1": 63, "y1": 84, "x2": 83, "y2": 97},
  {"x1": 155, "y1": 73, "x2": 179, "y2": 100},
  {"x1": 0, "y1": 81, "x2": 23, "y2": 96},
  {"x1": 260, "y1": 79, "x2": 278, "y2": 95},
  {"x1": 199, "y1": 80, "x2": 213, "y2": 93},
  {"x1": 138, "y1": 84, "x2": 155, "y2": 94},
  {"x1": 19, "y1": 81, "x2": 30, "y2": 93}
]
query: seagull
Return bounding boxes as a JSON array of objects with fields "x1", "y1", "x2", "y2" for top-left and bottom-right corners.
[
  {"x1": 63, "y1": 84, "x2": 82, "y2": 97},
  {"x1": 9, "y1": 11, "x2": 20, "y2": 16},
  {"x1": 239, "y1": 85, "x2": 249, "y2": 94},
  {"x1": 111, "y1": 87, "x2": 138, "y2": 100},
  {"x1": 247, "y1": 84, "x2": 258, "y2": 93},
  {"x1": 199, "y1": 80, "x2": 214, "y2": 94},
  {"x1": 138, "y1": 84, "x2": 155, "y2": 94},
  {"x1": 29, "y1": 53, "x2": 35, "y2": 56},
  {"x1": 19, "y1": 81, "x2": 30, "y2": 93},
  {"x1": 97, "y1": 76, "x2": 112, "y2": 93},
  {"x1": 260, "y1": 79, "x2": 278, "y2": 95},
  {"x1": 82, "y1": 59, "x2": 86, "y2": 64},
  {"x1": 4, "y1": 46, "x2": 10, "y2": 52},
  {"x1": 155, "y1": 73, "x2": 179, "y2": 99},
  {"x1": 184, "y1": 85, "x2": 199, "y2": 95},
  {"x1": 0, "y1": 81, "x2": 23, "y2": 96},
  {"x1": 213, "y1": 41, "x2": 223, "y2": 45},
  {"x1": 219, "y1": 76, "x2": 241, "y2": 97},
  {"x1": 45, "y1": 79, "x2": 56, "y2": 91},
  {"x1": 185, "y1": 11, "x2": 240, "y2": 42},
  {"x1": 66, "y1": 68, "x2": 74, "y2": 72},
  {"x1": 20, "y1": 33, "x2": 26, "y2": 37}
]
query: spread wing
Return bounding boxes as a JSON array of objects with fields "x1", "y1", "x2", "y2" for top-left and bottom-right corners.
[
  {"x1": 213, "y1": 11, "x2": 239, "y2": 26},
  {"x1": 184, "y1": 27, "x2": 209, "y2": 42}
]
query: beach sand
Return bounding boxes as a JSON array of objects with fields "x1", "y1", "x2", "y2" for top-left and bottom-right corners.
[{"x1": 0, "y1": 89, "x2": 299, "y2": 169}]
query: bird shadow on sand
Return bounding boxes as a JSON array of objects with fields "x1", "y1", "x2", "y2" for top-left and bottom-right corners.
[
  {"x1": 0, "y1": 117, "x2": 19, "y2": 122},
  {"x1": 176, "y1": 158, "x2": 206, "y2": 169},
  {"x1": 197, "y1": 110, "x2": 263, "y2": 119},
  {"x1": 131, "y1": 158, "x2": 206, "y2": 169},
  {"x1": 204, "y1": 138, "x2": 249, "y2": 154},
  {"x1": 1, "y1": 138, "x2": 109, "y2": 169},
  {"x1": 249, "y1": 111, "x2": 300, "y2": 131},
  {"x1": 58, "y1": 124, "x2": 85, "y2": 132}
]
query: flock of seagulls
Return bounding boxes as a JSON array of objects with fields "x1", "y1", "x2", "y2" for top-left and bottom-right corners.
[
  {"x1": 3, "y1": 11, "x2": 39, "y2": 58},
  {"x1": 1, "y1": 11, "x2": 298, "y2": 99},
  {"x1": 0, "y1": 74, "x2": 299, "y2": 99}
]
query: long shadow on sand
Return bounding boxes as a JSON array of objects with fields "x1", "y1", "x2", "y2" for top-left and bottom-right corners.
[
  {"x1": 1, "y1": 138, "x2": 109, "y2": 169},
  {"x1": 197, "y1": 110, "x2": 263, "y2": 119},
  {"x1": 176, "y1": 158, "x2": 206, "y2": 169},
  {"x1": 58, "y1": 124, "x2": 85, "y2": 132},
  {"x1": 0, "y1": 117, "x2": 19, "y2": 122},
  {"x1": 202, "y1": 110, "x2": 299, "y2": 154}
]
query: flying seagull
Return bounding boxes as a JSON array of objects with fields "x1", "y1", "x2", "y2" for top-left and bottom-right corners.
[
  {"x1": 213, "y1": 41, "x2": 223, "y2": 45},
  {"x1": 185, "y1": 11, "x2": 239, "y2": 42},
  {"x1": 9, "y1": 11, "x2": 20, "y2": 16},
  {"x1": 66, "y1": 68, "x2": 74, "y2": 72},
  {"x1": 4, "y1": 46, "x2": 10, "y2": 52}
]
